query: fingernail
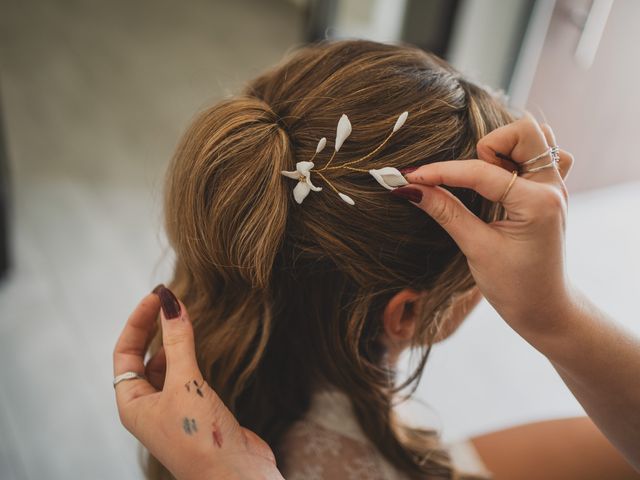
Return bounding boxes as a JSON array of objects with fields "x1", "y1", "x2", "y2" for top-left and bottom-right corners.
[
  {"x1": 390, "y1": 186, "x2": 423, "y2": 203},
  {"x1": 152, "y1": 284, "x2": 181, "y2": 320},
  {"x1": 399, "y1": 166, "x2": 419, "y2": 175}
]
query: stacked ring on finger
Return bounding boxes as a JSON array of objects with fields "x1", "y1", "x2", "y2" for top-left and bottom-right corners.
[
  {"x1": 499, "y1": 170, "x2": 519, "y2": 203},
  {"x1": 519, "y1": 146, "x2": 561, "y2": 174},
  {"x1": 113, "y1": 371, "x2": 147, "y2": 388}
]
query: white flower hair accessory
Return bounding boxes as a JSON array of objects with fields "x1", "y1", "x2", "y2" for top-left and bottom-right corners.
[
  {"x1": 369, "y1": 167, "x2": 409, "y2": 190},
  {"x1": 280, "y1": 160, "x2": 322, "y2": 204},
  {"x1": 280, "y1": 111, "x2": 410, "y2": 205}
]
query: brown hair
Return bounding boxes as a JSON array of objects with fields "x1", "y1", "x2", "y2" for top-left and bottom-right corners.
[{"x1": 145, "y1": 39, "x2": 512, "y2": 479}]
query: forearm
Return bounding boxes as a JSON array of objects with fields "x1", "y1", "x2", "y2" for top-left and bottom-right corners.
[
  {"x1": 472, "y1": 417, "x2": 639, "y2": 480},
  {"x1": 523, "y1": 288, "x2": 640, "y2": 470}
]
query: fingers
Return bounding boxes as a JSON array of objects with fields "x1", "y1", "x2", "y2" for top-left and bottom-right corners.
[
  {"x1": 477, "y1": 114, "x2": 561, "y2": 185},
  {"x1": 539, "y1": 123, "x2": 575, "y2": 180},
  {"x1": 539, "y1": 123, "x2": 555, "y2": 150},
  {"x1": 113, "y1": 293, "x2": 160, "y2": 406},
  {"x1": 476, "y1": 114, "x2": 547, "y2": 165},
  {"x1": 153, "y1": 285, "x2": 201, "y2": 388},
  {"x1": 402, "y1": 159, "x2": 549, "y2": 248},
  {"x1": 406, "y1": 159, "x2": 528, "y2": 208},
  {"x1": 145, "y1": 347, "x2": 166, "y2": 390},
  {"x1": 392, "y1": 183, "x2": 498, "y2": 256}
]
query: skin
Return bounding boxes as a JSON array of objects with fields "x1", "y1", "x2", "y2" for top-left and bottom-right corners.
[
  {"x1": 472, "y1": 417, "x2": 639, "y2": 480},
  {"x1": 113, "y1": 293, "x2": 283, "y2": 480},
  {"x1": 382, "y1": 288, "x2": 638, "y2": 479},
  {"x1": 401, "y1": 114, "x2": 640, "y2": 473},
  {"x1": 114, "y1": 115, "x2": 640, "y2": 478}
]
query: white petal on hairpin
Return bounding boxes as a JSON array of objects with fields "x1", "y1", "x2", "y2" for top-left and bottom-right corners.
[
  {"x1": 293, "y1": 181, "x2": 311, "y2": 204},
  {"x1": 335, "y1": 114, "x2": 352, "y2": 152},
  {"x1": 369, "y1": 167, "x2": 409, "y2": 190},
  {"x1": 338, "y1": 192, "x2": 355, "y2": 205},
  {"x1": 393, "y1": 111, "x2": 409, "y2": 133},
  {"x1": 316, "y1": 137, "x2": 327, "y2": 153},
  {"x1": 281, "y1": 169, "x2": 300, "y2": 180},
  {"x1": 306, "y1": 174, "x2": 322, "y2": 192},
  {"x1": 296, "y1": 161, "x2": 315, "y2": 174},
  {"x1": 281, "y1": 161, "x2": 322, "y2": 204}
]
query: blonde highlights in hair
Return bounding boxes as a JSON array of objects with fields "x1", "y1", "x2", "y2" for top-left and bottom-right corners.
[{"x1": 145, "y1": 40, "x2": 512, "y2": 480}]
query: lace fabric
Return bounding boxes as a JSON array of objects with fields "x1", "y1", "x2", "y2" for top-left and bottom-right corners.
[{"x1": 279, "y1": 390, "x2": 490, "y2": 480}]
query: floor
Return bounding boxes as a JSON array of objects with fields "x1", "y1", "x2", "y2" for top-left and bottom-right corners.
[
  {"x1": 1, "y1": 1, "x2": 639, "y2": 479},
  {"x1": 0, "y1": 1, "x2": 302, "y2": 478}
]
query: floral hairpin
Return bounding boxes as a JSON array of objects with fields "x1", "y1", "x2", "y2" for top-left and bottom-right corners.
[{"x1": 280, "y1": 111, "x2": 410, "y2": 205}]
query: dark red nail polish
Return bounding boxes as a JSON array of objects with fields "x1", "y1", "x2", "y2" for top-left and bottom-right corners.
[
  {"x1": 152, "y1": 284, "x2": 181, "y2": 319},
  {"x1": 399, "y1": 166, "x2": 419, "y2": 175},
  {"x1": 390, "y1": 186, "x2": 423, "y2": 203}
]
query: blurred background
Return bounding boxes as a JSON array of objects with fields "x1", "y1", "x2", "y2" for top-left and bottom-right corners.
[{"x1": 0, "y1": 0, "x2": 638, "y2": 478}]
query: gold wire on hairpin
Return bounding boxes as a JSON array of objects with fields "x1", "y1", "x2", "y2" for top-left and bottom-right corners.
[{"x1": 280, "y1": 111, "x2": 410, "y2": 205}]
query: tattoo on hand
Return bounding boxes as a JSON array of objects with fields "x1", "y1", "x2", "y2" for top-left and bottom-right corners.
[
  {"x1": 193, "y1": 380, "x2": 204, "y2": 397},
  {"x1": 184, "y1": 379, "x2": 205, "y2": 397},
  {"x1": 212, "y1": 423, "x2": 223, "y2": 448},
  {"x1": 182, "y1": 417, "x2": 198, "y2": 435}
]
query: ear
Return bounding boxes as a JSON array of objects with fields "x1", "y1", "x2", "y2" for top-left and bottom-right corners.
[{"x1": 382, "y1": 288, "x2": 423, "y2": 346}]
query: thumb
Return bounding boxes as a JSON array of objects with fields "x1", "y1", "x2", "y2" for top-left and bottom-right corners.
[
  {"x1": 152, "y1": 284, "x2": 200, "y2": 387},
  {"x1": 390, "y1": 184, "x2": 493, "y2": 257}
]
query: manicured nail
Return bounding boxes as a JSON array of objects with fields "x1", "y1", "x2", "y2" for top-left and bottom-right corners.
[
  {"x1": 152, "y1": 284, "x2": 181, "y2": 319},
  {"x1": 390, "y1": 186, "x2": 423, "y2": 203},
  {"x1": 399, "y1": 166, "x2": 419, "y2": 175}
]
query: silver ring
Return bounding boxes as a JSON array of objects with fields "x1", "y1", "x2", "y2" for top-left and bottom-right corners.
[
  {"x1": 521, "y1": 146, "x2": 560, "y2": 174},
  {"x1": 521, "y1": 147, "x2": 552, "y2": 166},
  {"x1": 522, "y1": 161, "x2": 557, "y2": 173},
  {"x1": 113, "y1": 371, "x2": 146, "y2": 388}
]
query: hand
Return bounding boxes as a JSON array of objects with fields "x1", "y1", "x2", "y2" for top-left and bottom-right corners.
[
  {"x1": 113, "y1": 285, "x2": 284, "y2": 480},
  {"x1": 398, "y1": 116, "x2": 640, "y2": 470},
  {"x1": 398, "y1": 115, "x2": 576, "y2": 341}
]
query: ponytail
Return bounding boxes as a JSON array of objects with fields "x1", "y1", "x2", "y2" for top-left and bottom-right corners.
[
  {"x1": 165, "y1": 96, "x2": 291, "y2": 289},
  {"x1": 144, "y1": 96, "x2": 292, "y2": 480}
]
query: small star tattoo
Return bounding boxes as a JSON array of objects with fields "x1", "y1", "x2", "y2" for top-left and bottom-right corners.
[{"x1": 193, "y1": 380, "x2": 204, "y2": 397}]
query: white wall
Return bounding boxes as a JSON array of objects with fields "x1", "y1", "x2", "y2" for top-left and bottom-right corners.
[{"x1": 448, "y1": 0, "x2": 533, "y2": 91}]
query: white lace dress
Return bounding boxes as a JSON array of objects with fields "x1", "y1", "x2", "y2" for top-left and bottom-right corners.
[{"x1": 279, "y1": 390, "x2": 491, "y2": 480}]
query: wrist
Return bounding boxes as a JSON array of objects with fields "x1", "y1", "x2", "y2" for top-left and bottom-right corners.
[{"x1": 517, "y1": 284, "x2": 590, "y2": 362}]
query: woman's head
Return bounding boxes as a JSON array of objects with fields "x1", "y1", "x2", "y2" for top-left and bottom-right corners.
[{"x1": 150, "y1": 39, "x2": 512, "y2": 479}]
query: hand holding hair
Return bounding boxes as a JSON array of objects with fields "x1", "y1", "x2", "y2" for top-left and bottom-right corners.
[
  {"x1": 399, "y1": 114, "x2": 573, "y2": 337},
  {"x1": 398, "y1": 114, "x2": 640, "y2": 471},
  {"x1": 113, "y1": 285, "x2": 284, "y2": 480}
]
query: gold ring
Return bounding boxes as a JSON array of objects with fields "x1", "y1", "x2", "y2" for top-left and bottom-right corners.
[{"x1": 499, "y1": 170, "x2": 518, "y2": 203}]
